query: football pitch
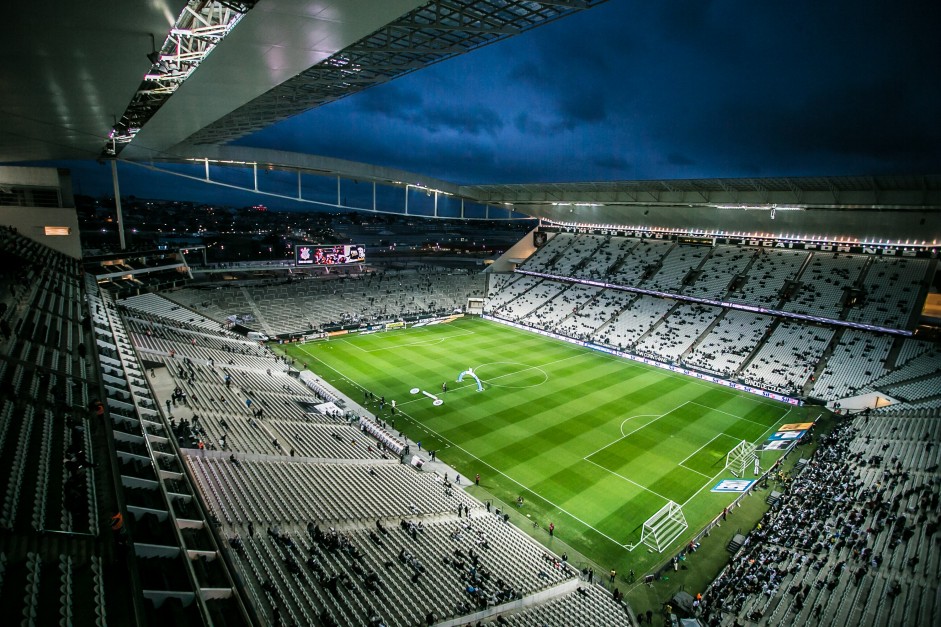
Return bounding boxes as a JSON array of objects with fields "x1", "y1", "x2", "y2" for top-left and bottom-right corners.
[{"x1": 283, "y1": 317, "x2": 809, "y2": 574}]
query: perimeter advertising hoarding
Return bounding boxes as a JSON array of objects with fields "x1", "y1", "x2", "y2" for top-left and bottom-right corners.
[{"x1": 295, "y1": 244, "x2": 365, "y2": 266}]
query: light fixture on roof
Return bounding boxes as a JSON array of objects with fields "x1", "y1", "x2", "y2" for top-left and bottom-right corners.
[
  {"x1": 104, "y1": 1, "x2": 256, "y2": 157},
  {"x1": 714, "y1": 203, "x2": 804, "y2": 211}
]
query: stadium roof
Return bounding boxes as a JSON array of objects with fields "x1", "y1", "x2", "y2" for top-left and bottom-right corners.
[
  {"x1": 462, "y1": 174, "x2": 941, "y2": 209},
  {"x1": 1, "y1": 1, "x2": 607, "y2": 164},
  {"x1": 3, "y1": 0, "x2": 938, "y2": 240}
]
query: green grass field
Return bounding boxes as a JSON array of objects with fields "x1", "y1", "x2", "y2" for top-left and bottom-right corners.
[{"x1": 282, "y1": 316, "x2": 810, "y2": 576}]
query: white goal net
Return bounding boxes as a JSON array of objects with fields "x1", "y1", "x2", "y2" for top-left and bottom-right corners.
[
  {"x1": 725, "y1": 440, "x2": 757, "y2": 478},
  {"x1": 640, "y1": 500, "x2": 688, "y2": 553}
]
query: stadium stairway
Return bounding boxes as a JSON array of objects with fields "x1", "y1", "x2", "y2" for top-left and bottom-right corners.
[
  {"x1": 601, "y1": 239, "x2": 642, "y2": 277},
  {"x1": 237, "y1": 287, "x2": 276, "y2": 337},
  {"x1": 883, "y1": 335, "x2": 910, "y2": 373},
  {"x1": 679, "y1": 308, "x2": 729, "y2": 362},
  {"x1": 723, "y1": 248, "x2": 762, "y2": 301},
  {"x1": 733, "y1": 317, "x2": 781, "y2": 379},
  {"x1": 804, "y1": 327, "x2": 846, "y2": 397},
  {"x1": 628, "y1": 300, "x2": 680, "y2": 350},
  {"x1": 587, "y1": 294, "x2": 637, "y2": 339}
]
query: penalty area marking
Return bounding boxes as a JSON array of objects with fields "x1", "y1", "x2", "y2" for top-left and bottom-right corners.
[
  {"x1": 390, "y1": 405, "x2": 636, "y2": 551},
  {"x1": 677, "y1": 432, "x2": 742, "y2": 478},
  {"x1": 586, "y1": 401, "x2": 691, "y2": 459},
  {"x1": 680, "y1": 407, "x2": 794, "y2": 508},
  {"x1": 688, "y1": 400, "x2": 787, "y2": 429},
  {"x1": 619, "y1": 415, "x2": 663, "y2": 437}
]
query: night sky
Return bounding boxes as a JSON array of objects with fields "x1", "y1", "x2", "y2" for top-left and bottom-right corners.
[{"x1": 63, "y1": 0, "x2": 941, "y2": 200}]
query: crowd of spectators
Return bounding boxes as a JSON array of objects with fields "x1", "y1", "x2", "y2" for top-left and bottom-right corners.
[{"x1": 694, "y1": 415, "x2": 940, "y2": 626}]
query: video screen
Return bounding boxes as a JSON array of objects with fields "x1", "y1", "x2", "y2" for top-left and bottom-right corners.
[{"x1": 295, "y1": 244, "x2": 365, "y2": 266}]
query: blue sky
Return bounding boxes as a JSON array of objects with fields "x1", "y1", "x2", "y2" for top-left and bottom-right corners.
[{"x1": 66, "y1": 0, "x2": 941, "y2": 199}]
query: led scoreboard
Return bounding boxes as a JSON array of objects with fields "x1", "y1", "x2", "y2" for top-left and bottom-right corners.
[{"x1": 294, "y1": 244, "x2": 366, "y2": 266}]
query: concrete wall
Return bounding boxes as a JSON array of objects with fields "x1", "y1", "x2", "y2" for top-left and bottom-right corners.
[{"x1": 0, "y1": 166, "x2": 81, "y2": 259}]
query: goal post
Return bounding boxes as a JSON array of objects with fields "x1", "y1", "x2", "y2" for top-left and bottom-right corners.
[
  {"x1": 725, "y1": 440, "x2": 757, "y2": 478},
  {"x1": 640, "y1": 500, "x2": 688, "y2": 553}
]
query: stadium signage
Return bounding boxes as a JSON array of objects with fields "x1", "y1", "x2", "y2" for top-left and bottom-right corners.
[
  {"x1": 515, "y1": 268, "x2": 914, "y2": 337},
  {"x1": 540, "y1": 225, "x2": 937, "y2": 258},
  {"x1": 711, "y1": 479, "x2": 756, "y2": 493},
  {"x1": 294, "y1": 244, "x2": 366, "y2": 266},
  {"x1": 482, "y1": 315, "x2": 803, "y2": 406}
]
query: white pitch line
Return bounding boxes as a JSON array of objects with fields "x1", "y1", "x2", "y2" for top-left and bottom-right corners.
[
  {"x1": 681, "y1": 407, "x2": 793, "y2": 507},
  {"x1": 582, "y1": 401, "x2": 690, "y2": 459},
  {"x1": 393, "y1": 407, "x2": 634, "y2": 551},
  {"x1": 618, "y1": 415, "x2": 661, "y2": 437},
  {"x1": 689, "y1": 400, "x2": 785, "y2": 429},
  {"x1": 569, "y1": 348, "x2": 784, "y2": 410},
  {"x1": 678, "y1": 432, "x2": 739, "y2": 467},
  {"x1": 399, "y1": 353, "x2": 588, "y2": 405},
  {"x1": 677, "y1": 463, "x2": 713, "y2": 479},
  {"x1": 339, "y1": 328, "x2": 478, "y2": 353},
  {"x1": 583, "y1": 457, "x2": 675, "y2": 504}
]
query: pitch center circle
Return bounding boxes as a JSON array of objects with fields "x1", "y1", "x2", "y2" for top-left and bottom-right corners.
[{"x1": 473, "y1": 361, "x2": 549, "y2": 389}]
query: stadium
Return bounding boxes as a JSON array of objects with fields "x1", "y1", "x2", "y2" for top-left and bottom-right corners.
[{"x1": 1, "y1": 2, "x2": 940, "y2": 627}]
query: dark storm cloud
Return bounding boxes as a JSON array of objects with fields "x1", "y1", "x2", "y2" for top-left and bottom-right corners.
[
  {"x1": 217, "y1": 0, "x2": 941, "y2": 191},
  {"x1": 590, "y1": 155, "x2": 630, "y2": 170},
  {"x1": 666, "y1": 153, "x2": 695, "y2": 167},
  {"x1": 351, "y1": 82, "x2": 504, "y2": 137}
]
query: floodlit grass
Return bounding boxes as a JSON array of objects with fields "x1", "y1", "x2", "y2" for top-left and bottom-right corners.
[{"x1": 283, "y1": 317, "x2": 811, "y2": 576}]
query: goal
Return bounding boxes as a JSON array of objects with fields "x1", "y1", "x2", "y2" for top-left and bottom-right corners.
[
  {"x1": 725, "y1": 440, "x2": 757, "y2": 478},
  {"x1": 640, "y1": 501, "x2": 688, "y2": 553}
]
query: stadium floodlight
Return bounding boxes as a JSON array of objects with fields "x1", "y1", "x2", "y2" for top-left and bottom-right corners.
[{"x1": 640, "y1": 501, "x2": 688, "y2": 553}]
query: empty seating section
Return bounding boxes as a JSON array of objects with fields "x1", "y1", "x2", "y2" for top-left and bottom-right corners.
[
  {"x1": 188, "y1": 456, "x2": 479, "y2": 524},
  {"x1": 542, "y1": 234, "x2": 601, "y2": 276},
  {"x1": 883, "y1": 375, "x2": 941, "y2": 404},
  {"x1": 847, "y1": 257, "x2": 930, "y2": 328},
  {"x1": 608, "y1": 239, "x2": 673, "y2": 285},
  {"x1": 92, "y1": 278, "x2": 253, "y2": 624},
  {"x1": 518, "y1": 232, "x2": 574, "y2": 271},
  {"x1": 895, "y1": 339, "x2": 935, "y2": 368},
  {"x1": 644, "y1": 245, "x2": 710, "y2": 292},
  {"x1": 726, "y1": 249, "x2": 808, "y2": 307},
  {"x1": 812, "y1": 331, "x2": 892, "y2": 401},
  {"x1": 868, "y1": 346, "x2": 941, "y2": 410},
  {"x1": 635, "y1": 303, "x2": 720, "y2": 363},
  {"x1": 877, "y1": 346, "x2": 941, "y2": 386},
  {"x1": 484, "y1": 583, "x2": 632, "y2": 626},
  {"x1": 684, "y1": 246, "x2": 758, "y2": 299},
  {"x1": 739, "y1": 321, "x2": 835, "y2": 395},
  {"x1": 169, "y1": 286, "x2": 255, "y2": 323},
  {"x1": 595, "y1": 295, "x2": 672, "y2": 350},
  {"x1": 555, "y1": 288, "x2": 632, "y2": 340},
  {"x1": 168, "y1": 268, "x2": 485, "y2": 337},
  {"x1": 0, "y1": 230, "x2": 149, "y2": 624},
  {"x1": 483, "y1": 274, "x2": 540, "y2": 314},
  {"x1": 574, "y1": 236, "x2": 637, "y2": 281},
  {"x1": 122, "y1": 292, "x2": 225, "y2": 331},
  {"x1": 483, "y1": 233, "x2": 937, "y2": 407},
  {"x1": 523, "y1": 283, "x2": 601, "y2": 332},
  {"x1": 684, "y1": 311, "x2": 773, "y2": 377},
  {"x1": 784, "y1": 252, "x2": 867, "y2": 318},
  {"x1": 501, "y1": 279, "x2": 568, "y2": 322}
]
